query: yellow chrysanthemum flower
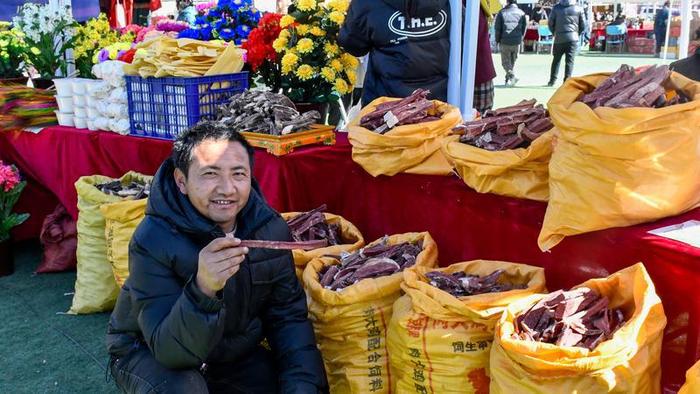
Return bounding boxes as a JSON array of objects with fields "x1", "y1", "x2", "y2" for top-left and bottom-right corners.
[
  {"x1": 296, "y1": 38, "x2": 314, "y2": 54},
  {"x1": 281, "y1": 52, "x2": 299, "y2": 74},
  {"x1": 272, "y1": 37, "x2": 287, "y2": 52},
  {"x1": 335, "y1": 78, "x2": 350, "y2": 95},
  {"x1": 330, "y1": 58, "x2": 343, "y2": 72},
  {"x1": 279, "y1": 29, "x2": 291, "y2": 40},
  {"x1": 345, "y1": 69, "x2": 357, "y2": 85},
  {"x1": 30, "y1": 47, "x2": 41, "y2": 55},
  {"x1": 280, "y1": 15, "x2": 295, "y2": 28},
  {"x1": 310, "y1": 26, "x2": 325, "y2": 37},
  {"x1": 296, "y1": 24, "x2": 310, "y2": 36},
  {"x1": 340, "y1": 53, "x2": 359, "y2": 69},
  {"x1": 296, "y1": 64, "x2": 314, "y2": 80},
  {"x1": 297, "y1": 0, "x2": 317, "y2": 12},
  {"x1": 321, "y1": 67, "x2": 336, "y2": 82},
  {"x1": 327, "y1": 0, "x2": 349, "y2": 13},
  {"x1": 329, "y1": 11, "x2": 345, "y2": 25},
  {"x1": 324, "y1": 42, "x2": 339, "y2": 56}
]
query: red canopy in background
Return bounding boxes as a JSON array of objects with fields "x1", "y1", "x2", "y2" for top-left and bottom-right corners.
[{"x1": 107, "y1": 0, "x2": 161, "y2": 28}]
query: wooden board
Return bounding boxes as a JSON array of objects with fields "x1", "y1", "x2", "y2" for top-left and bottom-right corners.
[{"x1": 240, "y1": 124, "x2": 336, "y2": 156}]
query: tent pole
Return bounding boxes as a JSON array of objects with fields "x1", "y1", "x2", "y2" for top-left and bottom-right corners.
[
  {"x1": 460, "y1": 0, "x2": 481, "y2": 119},
  {"x1": 678, "y1": 0, "x2": 691, "y2": 58},
  {"x1": 447, "y1": 0, "x2": 463, "y2": 110}
]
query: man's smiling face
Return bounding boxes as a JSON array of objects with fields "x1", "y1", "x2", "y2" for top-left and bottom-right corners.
[{"x1": 174, "y1": 138, "x2": 251, "y2": 233}]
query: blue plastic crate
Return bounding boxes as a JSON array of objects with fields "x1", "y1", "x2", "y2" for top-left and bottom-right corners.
[{"x1": 125, "y1": 72, "x2": 248, "y2": 140}]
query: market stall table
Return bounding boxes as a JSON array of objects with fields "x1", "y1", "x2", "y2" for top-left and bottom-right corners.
[
  {"x1": 590, "y1": 26, "x2": 654, "y2": 50},
  {"x1": 1, "y1": 126, "x2": 698, "y2": 391}
]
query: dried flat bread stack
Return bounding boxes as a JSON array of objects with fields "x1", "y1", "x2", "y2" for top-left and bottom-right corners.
[{"x1": 124, "y1": 36, "x2": 244, "y2": 78}]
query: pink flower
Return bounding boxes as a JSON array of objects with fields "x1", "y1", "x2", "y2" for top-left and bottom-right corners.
[{"x1": 0, "y1": 162, "x2": 20, "y2": 193}]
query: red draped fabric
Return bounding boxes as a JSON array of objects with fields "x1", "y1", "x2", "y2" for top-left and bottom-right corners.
[{"x1": 1, "y1": 126, "x2": 698, "y2": 391}]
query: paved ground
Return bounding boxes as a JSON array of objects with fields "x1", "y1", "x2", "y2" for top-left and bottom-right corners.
[
  {"x1": 0, "y1": 51, "x2": 679, "y2": 393},
  {"x1": 492, "y1": 51, "x2": 671, "y2": 108}
]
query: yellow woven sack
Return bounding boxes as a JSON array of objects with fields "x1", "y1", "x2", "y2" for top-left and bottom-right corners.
[
  {"x1": 100, "y1": 198, "x2": 148, "y2": 287},
  {"x1": 539, "y1": 72, "x2": 700, "y2": 250},
  {"x1": 679, "y1": 359, "x2": 700, "y2": 394},
  {"x1": 442, "y1": 131, "x2": 553, "y2": 201},
  {"x1": 280, "y1": 212, "x2": 364, "y2": 279},
  {"x1": 387, "y1": 260, "x2": 546, "y2": 394},
  {"x1": 302, "y1": 232, "x2": 438, "y2": 394},
  {"x1": 348, "y1": 98, "x2": 462, "y2": 177},
  {"x1": 490, "y1": 263, "x2": 666, "y2": 394},
  {"x1": 69, "y1": 172, "x2": 152, "y2": 314}
]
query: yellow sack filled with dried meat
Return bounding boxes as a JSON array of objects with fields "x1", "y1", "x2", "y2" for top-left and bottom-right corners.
[
  {"x1": 442, "y1": 131, "x2": 553, "y2": 202},
  {"x1": 388, "y1": 260, "x2": 546, "y2": 394},
  {"x1": 490, "y1": 263, "x2": 666, "y2": 394},
  {"x1": 281, "y1": 211, "x2": 364, "y2": 279},
  {"x1": 303, "y1": 232, "x2": 438, "y2": 394},
  {"x1": 69, "y1": 172, "x2": 152, "y2": 314},
  {"x1": 539, "y1": 71, "x2": 700, "y2": 250},
  {"x1": 100, "y1": 198, "x2": 148, "y2": 287},
  {"x1": 348, "y1": 97, "x2": 462, "y2": 177},
  {"x1": 679, "y1": 359, "x2": 700, "y2": 394}
]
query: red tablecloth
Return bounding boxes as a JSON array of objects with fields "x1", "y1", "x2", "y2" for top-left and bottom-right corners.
[
  {"x1": 524, "y1": 27, "x2": 539, "y2": 41},
  {"x1": 1, "y1": 126, "x2": 699, "y2": 391}
]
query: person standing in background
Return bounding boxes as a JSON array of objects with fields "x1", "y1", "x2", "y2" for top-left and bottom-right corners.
[
  {"x1": 547, "y1": 0, "x2": 585, "y2": 86},
  {"x1": 338, "y1": 0, "x2": 451, "y2": 105},
  {"x1": 654, "y1": 1, "x2": 670, "y2": 57},
  {"x1": 176, "y1": 0, "x2": 196, "y2": 25},
  {"x1": 494, "y1": 0, "x2": 527, "y2": 86}
]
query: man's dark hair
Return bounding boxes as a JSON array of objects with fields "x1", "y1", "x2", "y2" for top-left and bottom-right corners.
[
  {"x1": 508, "y1": 0, "x2": 518, "y2": 5},
  {"x1": 172, "y1": 121, "x2": 255, "y2": 176},
  {"x1": 664, "y1": 1, "x2": 670, "y2": 7}
]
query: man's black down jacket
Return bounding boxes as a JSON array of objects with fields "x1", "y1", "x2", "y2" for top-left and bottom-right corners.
[{"x1": 106, "y1": 158, "x2": 327, "y2": 393}]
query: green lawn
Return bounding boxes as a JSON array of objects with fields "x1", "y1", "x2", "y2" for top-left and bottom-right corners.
[
  {"x1": 0, "y1": 50, "x2": 679, "y2": 393},
  {"x1": 0, "y1": 241, "x2": 117, "y2": 393}
]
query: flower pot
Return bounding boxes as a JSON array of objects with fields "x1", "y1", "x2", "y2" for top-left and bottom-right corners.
[
  {"x1": 0, "y1": 77, "x2": 29, "y2": 86},
  {"x1": 293, "y1": 102, "x2": 330, "y2": 125},
  {"x1": 0, "y1": 239, "x2": 14, "y2": 277},
  {"x1": 32, "y1": 78, "x2": 54, "y2": 90}
]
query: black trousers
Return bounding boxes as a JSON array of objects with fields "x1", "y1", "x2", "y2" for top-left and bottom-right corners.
[
  {"x1": 110, "y1": 344, "x2": 278, "y2": 394},
  {"x1": 549, "y1": 41, "x2": 578, "y2": 83}
]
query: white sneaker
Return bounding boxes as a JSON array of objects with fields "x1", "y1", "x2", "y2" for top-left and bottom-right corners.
[{"x1": 511, "y1": 77, "x2": 519, "y2": 87}]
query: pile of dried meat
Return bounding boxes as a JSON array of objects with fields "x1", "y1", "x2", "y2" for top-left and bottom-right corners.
[
  {"x1": 96, "y1": 180, "x2": 150, "y2": 199},
  {"x1": 513, "y1": 287, "x2": 625, "y2": 350},
  {"x1": 580, "y1": 64, "x2": 690, "y2": 108},
  {"x1": 216, "y1": 90, "x2": 320, "y2": 135},
  {"x1": 318, "y1": 237, "x2": 423, "y2": 290},
  {"x1": 360, "y1": 89, "x2": 442, "y2": 134},
  {"x1": 286, "y1": 205, "x2": 342, "y2": 246},
  {"x1": 452, "y1": 99, "x2": 553, "y2": 151},
  {"x1": 426, "y1": 269, "x2": 526, "y2": 297}
]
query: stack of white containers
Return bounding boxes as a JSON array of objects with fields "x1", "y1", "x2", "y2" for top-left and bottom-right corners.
[
  {"x1": 53, "y1": 78, "x2": 76, "y2": 127},
  {"x1": 52, "y1": 78, "x2": 100, "y2": 130},
  {"x1": 91, "y1": 61, "x2": 130, "y2": 135},
  {"x1": 71, "y1": 78, "x2": 91, "y2": 129}
]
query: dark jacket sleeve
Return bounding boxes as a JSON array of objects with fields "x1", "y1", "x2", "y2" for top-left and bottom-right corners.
[
  {"x1": 548, "y1": 8, "x2": 556, "y2": 34},
  {"x1": 520, "y1": 13, "x2": 527, "y2": 38},
  {"x1": 338, "y1": 0, "x2": 371, "y2": 57},
  {"x1": 262, "y1": 223, "x2": 328, "y2": 393},
  {"x1": 128, "y1": 238, "x2": 225, "y2": 369},
  {"x1": 494, "y1": 12, "x2": 503, "y2": 43}
]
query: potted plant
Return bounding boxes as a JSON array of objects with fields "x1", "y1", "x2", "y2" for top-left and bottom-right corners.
[
  {"x1": 273, "y1": 0, "x2": 356, "y2": 120},
  {"x1": 0, "y1": 161, "x2": 29, "y2": 277},
  {"x1": 0, "y1": 23, "x2": 28, "y2": 85},
  {"x1": 12, "y1": 3, "x2": 77, "y2": 88},
  {"x1": 241, "y1": 13, "x2": 283, "y2": 90}
]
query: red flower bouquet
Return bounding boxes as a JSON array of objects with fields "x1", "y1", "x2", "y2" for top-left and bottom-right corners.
[
  {"x1": 241, "y1": 13, "x2": 283, "y2": 91},
  {"x1": 0, "y1": 161, "x2": 28, "y2": 242}
]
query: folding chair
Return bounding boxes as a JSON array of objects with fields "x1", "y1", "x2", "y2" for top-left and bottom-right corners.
[
  {"x1": 605, "y1": 24, "x2": 627, "y2": 53},
  {"x1": 536, "y1": 25, "x2": 554, "y2": 54}
]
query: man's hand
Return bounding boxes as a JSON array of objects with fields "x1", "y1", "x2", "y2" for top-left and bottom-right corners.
[{"x1": 196, "y1": 237, "x2": 249, "y2": 298}]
